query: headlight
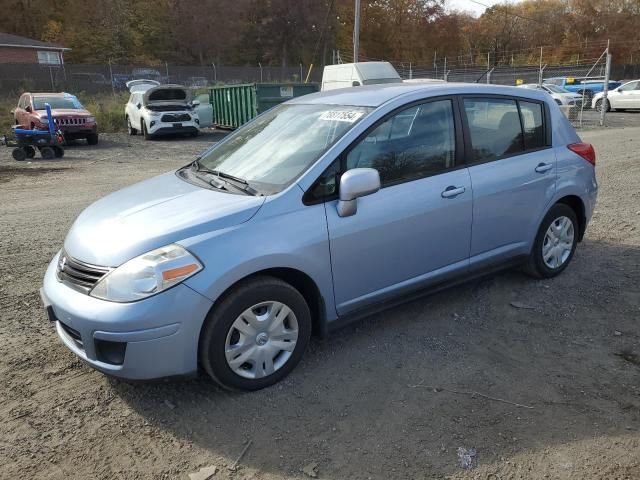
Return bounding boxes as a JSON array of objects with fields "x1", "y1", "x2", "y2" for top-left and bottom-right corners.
[
  {"x1": 86, "y1": 116, "x2": 96, "y2": 123},
  {"x1": 90, "y1": 244, "x2": 202, "y2": 302},
  {"x1": 145, "y1": 109, "x2": 161, "y2": 117}
]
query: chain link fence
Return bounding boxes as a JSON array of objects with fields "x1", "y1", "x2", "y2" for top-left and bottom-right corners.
[
  {"x1": 0, "y1": 62, "x2": 322, "y2": 94},
  {"x1": 338, "y1": 44, "x2": 619, "y2": 128}
]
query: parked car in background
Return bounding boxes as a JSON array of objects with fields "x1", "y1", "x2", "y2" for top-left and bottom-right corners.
[
  {"x1": 518, "y1": 83, "x2": 583, "y2": 107},
  {"x1": 321, "y1": 61, "x2": 402, "y2": 91},
  {"x1": 186, "y1": 76, "x2": 209, "y2": 88},
  {"x1": 112, "y1": 73, "x2": 132, "y2": 90},
  {"x1": 42, "y1": 83, "x2": 597, "y2": 391},
  {"x1": 592, "y1": 79, "x2": 640, "y2": 112},
  {"x1": 71, "y1": 72, "x2": 111, "y2": 90},
  {"x1": 131, "y1": 68, "x2": 162, "y2": 82},
  {"x1": 544, "y1": 76, "x2": 621, "y2": 105},
  {"x1": 13, "y1": 92, "x2": 98, "y2": 144},
  {"x1": 193, "y1": 93, "x2": 213, "y2": 127},
  {"x1": 125, "y1": 83, "x2": 202, "y2": 139}
]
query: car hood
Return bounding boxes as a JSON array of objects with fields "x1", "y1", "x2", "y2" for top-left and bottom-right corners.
[
  {"x1": 64, "y1": 171, "x2": 265, "y2": 267},
  {"x1": 38, "y1": 108, "x2": 92, "y2": 117}
]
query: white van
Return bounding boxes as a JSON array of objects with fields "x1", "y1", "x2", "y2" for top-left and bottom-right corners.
[{"x1": 321, "y1": 62, "x2": 402, "y2": 91}]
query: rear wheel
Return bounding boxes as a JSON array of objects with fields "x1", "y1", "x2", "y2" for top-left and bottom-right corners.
[
  {"x1": 524, "y1": 204, "x2": 578, "y2": 279},
  {"x1": 40, "y1": 146, "x2": 55, "y2": 160},
  {"x1": 86, "y1": 133, "x2": 98, "y2": 145},
  {"x1": 582, "y1": 90, "x2": 594, "y2": 106},
  {"x1": 53, "y1": 146, "x2": 64, "y2": 158},
  {"x1": 199, "y1": 276, "x2": 312, "y2": 391},
  {"x1": 24, "y1": 146, "x2": 36, "y2": 158}
]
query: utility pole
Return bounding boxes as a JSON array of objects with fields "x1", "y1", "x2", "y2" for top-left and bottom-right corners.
[{"x1": 353, "y1": 0, "x2": 361, "y2": 62}]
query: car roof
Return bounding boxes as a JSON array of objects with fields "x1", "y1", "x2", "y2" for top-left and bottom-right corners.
[
  {"x1": 27, "y1": 92, "x2": 67, "y2": 97},
  {"x1": 288, "y1": 82, "x2": 550, "y2": 107}
]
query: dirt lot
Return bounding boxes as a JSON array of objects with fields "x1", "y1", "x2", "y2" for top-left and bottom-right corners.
[{"x1": 1, "y1": 128, "x2": 639, "y2": 480}]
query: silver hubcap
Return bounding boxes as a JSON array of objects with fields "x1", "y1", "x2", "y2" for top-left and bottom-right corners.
[
  {"x1": 542, "y1": 216, "x2": 574, "y2": 269},
  {"x1": 225, "y1": 301, "x2": 299, "y2": 379}
]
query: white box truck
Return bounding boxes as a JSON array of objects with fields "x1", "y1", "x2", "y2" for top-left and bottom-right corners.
[{"x1": 321, "y1": 62, "x2": 402, "y2": 91}]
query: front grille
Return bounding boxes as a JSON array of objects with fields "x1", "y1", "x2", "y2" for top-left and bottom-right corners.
[
  {"x1": 56, "y1": 251, "x2": 111, "y2": 294},
  {"x1": 54, "y1": 117, "x2": 87, "y2": 126},
  {"x1": 161, "y1": 113, "x2": 191, "y2": 122}
]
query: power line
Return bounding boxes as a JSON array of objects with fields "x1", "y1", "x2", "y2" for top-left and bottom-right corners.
[{"x1": 468, "y1": 0, "x2": 546, "y2": 24}]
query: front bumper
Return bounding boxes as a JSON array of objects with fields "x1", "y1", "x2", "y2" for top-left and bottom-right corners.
[
  {"x1": 41, "y1": 252, "x2": 213, "y2": 379},
  {"x1": 148, "y1": 120, "x2": 199, "y2": 136}
]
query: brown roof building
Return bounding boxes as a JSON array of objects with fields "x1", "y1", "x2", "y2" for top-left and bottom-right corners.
[{"x1": 0, "y1": 32, "x2": 70, "y2": 64}]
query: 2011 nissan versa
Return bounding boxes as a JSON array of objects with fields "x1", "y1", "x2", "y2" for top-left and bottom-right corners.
[{"x1": 41, "y1": 83, "x2": 598, "y2": 391}]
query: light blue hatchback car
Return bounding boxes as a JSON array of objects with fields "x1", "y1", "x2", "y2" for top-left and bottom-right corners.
[{"x1": 41, "y1": 83, "x2": 598, "y2": 390}]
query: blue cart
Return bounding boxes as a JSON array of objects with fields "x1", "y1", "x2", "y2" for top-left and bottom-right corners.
[{"x1": 7, "y1": 103, "x2": 64, "y2": 161}]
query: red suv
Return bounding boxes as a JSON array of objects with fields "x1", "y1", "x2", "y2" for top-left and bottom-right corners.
[{"x1": 13, "y1": 92, "x2": 99, "y2": 144}]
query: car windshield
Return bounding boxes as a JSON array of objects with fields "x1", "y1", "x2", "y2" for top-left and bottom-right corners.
[
  {"x1": 544, "y1": 84, "x2": 570, "y2": 94},
  {"x1": 197, "y1": 103, "x2": 372, "y2": 193},
  {"x1": 33, "y1": 96, "x2": 82, "y2": 110}
]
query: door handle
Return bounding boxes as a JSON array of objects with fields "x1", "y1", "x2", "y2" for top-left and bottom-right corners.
[
  {"x1": 441, "y1": 186, "x2": 466, "y2": 198},
  {"x1": 535, "y1": 162, "x2": 553, "y2": 173}
]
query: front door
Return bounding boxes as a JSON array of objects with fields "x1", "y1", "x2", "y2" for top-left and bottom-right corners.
[
  {"x1": 322, "y1": 98, "x2": 473, "y2": 315},
  {"x1": 461, "y1": 96, "x2": 557, "y2": 268}
]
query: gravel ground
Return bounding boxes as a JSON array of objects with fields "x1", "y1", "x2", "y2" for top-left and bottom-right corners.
[{"x1": 0, "y1": 128, "x2": 638, "y2": 480}]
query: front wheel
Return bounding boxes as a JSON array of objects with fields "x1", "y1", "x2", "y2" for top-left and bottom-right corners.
[
  {"x1": 524, "y1": 204, "x2": 578, "y2": 279},
  {"x1": 142, "y1": 121, "x2": 153, "y2": 140},
  {"x1": 87, "y1": 133, "x2": 98, "y2": 145},
  {"x1": 126, "y1": 116, "x2": 137, "y2": 135},
  {"x1": 595, "y1": 98, "x2": 610, "y2": 113},
  {"x1": 199, "y1": 276, "x2": 312, "y2": 391}
]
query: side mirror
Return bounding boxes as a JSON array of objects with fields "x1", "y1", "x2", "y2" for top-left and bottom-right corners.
[
  {"x1": 337, "y1": 168, "x2": 380, "y2": 217},
  {"x1": 352, "y1": 81, "x2": 361, "y2": 87},
  {"x1": 25, "y1": 105, "x2": 32, "y2": 113},
  {"x1": 136, "y1": 103, "x2": 142, "y2": 109},
  {"x1": 191, "y1": 100, "x2": 200, "y2": 107}
]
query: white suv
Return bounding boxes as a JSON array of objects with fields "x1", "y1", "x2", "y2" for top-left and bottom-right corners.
[{"x1": 125, "y1": 82, "x2": 201, "y2": 139}]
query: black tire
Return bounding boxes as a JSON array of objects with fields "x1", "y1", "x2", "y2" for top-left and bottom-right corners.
[
  {"x1": 190, "y1": 130, "x2": 199, "y2": 137},
  {"x1": 12, "y1": 148, "x2": 26, "y2": 161},
  {"x1": 24, "y1": 146, "x2": 36, "y2": 158},
  {"x1": 53, "y1": 146, "x2": 64, "y2": 158},
  {"x1": 524, "y1": 203, "x2": 579, "y2": 279},
  {"x1": 40, "y1": 146, "x2": 55, "y2": 160},
  {"x1": 199, "y1": 276, "x2": 312, "y2": 391},
  {"x1": 582, "y1": 90, "x2": 594, "y2": 106},
  {"x1": 87, "y1": 133, "x2": 99, "y2": 145},
  {"x1": 595, "y1": 98, "x2": 610, "y2": 113},
  {"x1": 126, "y1": 116, "x2": 137, "y2": 135},
  {"x1": 142, "y1": 121, "x2": 153, "y2": 140}
]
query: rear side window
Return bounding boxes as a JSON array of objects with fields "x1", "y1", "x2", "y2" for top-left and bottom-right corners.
[
  {"x1": 463, "y1": 98, "x2": 523, "y2": 162},
  {"x1": 463, "y1": 97, "x2": 547, "y2": 162},
  {"x1": 519, "y1": 101, "x2": 544, "y2": 150}
]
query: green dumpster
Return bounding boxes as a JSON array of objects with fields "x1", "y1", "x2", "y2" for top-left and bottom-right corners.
[{"x1": 209, "y1": 83, "x2": 319, "y2": 129}]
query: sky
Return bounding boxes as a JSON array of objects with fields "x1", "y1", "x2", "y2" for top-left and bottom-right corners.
[{"x1": 446, "y1": 0, "x2": 521, "y2": 17}]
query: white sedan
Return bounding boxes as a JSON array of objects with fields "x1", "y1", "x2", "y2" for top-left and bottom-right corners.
[
  {"x1": 518, "y1": 84, "x2": 583, "y2": 107},
  {"x1": 592, "y1": 80, "x2": 640, "y2": 112}
]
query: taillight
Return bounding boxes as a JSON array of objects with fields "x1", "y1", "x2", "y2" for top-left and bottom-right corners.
[{"x1": 568, "y1": 143, "x2": 596, "y2": 166}]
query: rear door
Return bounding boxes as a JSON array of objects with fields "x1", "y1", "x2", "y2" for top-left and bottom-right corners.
[{"x1": 462, "y1": 96, "x2": 556, "y2": 269}]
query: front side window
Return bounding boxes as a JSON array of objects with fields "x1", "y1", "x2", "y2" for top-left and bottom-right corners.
[
  {"x1": 619, "y1": 81, "x2": 638, "y2": 92},
  {"x1": 197, "y1": 103, "x2": 372, "y2": 194},
  {"x1": 345, "y1": 99, "x2": 456, "y2": 185}
]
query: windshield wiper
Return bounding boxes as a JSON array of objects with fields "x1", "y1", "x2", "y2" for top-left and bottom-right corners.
[{"x1": 191, "y1": 159, "x2": 259, "y2": 196}]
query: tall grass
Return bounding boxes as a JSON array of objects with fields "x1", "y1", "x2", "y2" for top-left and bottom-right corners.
[{"x1": 1, "y1": 91, "x2": 129, "y2": 135}]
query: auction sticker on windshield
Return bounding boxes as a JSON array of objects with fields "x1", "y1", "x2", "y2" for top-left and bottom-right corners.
[{"x1": 319, "y1": 110, "x2": 365, "y2": 123}]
